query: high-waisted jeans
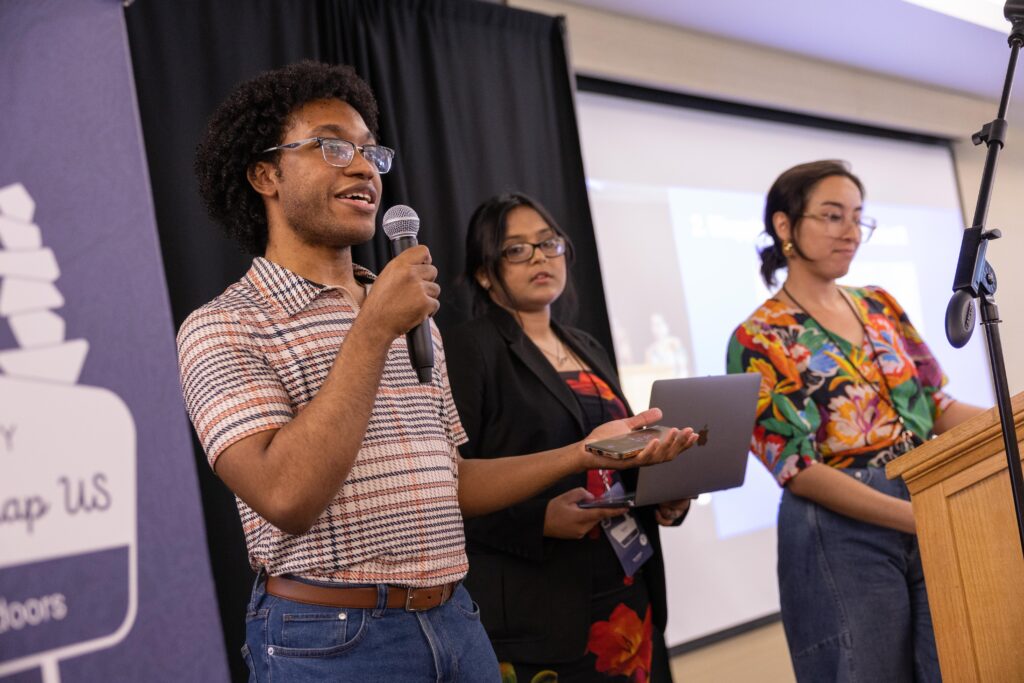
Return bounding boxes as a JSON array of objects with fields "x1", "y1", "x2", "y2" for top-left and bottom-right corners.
[{"x1": 777, "y1": 467, "x2": 941, "y2": 682}]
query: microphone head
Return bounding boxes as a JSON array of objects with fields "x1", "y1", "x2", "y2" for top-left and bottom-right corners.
[
  {"x1": 1007, "y1": 1, "x2": 1024, "y2": 21},
  {"x1": 382, "y1": 205, "x2": 420, "y2": 240},
  {"x1": 945, "y1": 290, "x2": 976, "y2": 349}
]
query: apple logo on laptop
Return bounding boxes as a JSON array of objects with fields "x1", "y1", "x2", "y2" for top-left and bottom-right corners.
[{"x1": 697, "y1": 424, "x2": 709, "y2": 446}]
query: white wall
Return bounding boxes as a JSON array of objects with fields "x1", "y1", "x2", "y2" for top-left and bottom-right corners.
[{"x1": 513, "y1": 0, "x2": 1024, "y2": 396}]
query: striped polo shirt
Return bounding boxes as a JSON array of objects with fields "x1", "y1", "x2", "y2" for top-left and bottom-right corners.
[{"x1": 176, "y1": 257, "x2": 468, "y2": 586}]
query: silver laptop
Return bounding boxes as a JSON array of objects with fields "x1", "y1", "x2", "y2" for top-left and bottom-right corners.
[{"x1": 588, "y1": 373, "x2": 760, "y2": 507}]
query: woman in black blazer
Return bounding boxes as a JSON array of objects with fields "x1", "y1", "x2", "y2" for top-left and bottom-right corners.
[{"x1": 445, "y1": 193, "x2": 692, "y2": 683}]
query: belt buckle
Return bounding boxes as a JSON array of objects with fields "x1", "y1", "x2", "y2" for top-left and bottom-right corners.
[
  {"x1": 404, "y1": 584, "x2": 451, "y2": 612},
  {"x1": 404, "y1": 587, "x2": 427, "y2": 612}
]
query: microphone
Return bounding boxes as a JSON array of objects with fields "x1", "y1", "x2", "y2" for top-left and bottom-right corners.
[
  {"x1": 945, "y1": 290, "x2": 976, "y2": 348},
  {"x1": 1007, "y1": 1, "x2": 1024, "y2": 47},
  {"x1": 1007, "y1": 1, "x2": 1024, "y2": 22},
  {"x1": 382, "y1": 204, "x2": 435, "y2": 383}
]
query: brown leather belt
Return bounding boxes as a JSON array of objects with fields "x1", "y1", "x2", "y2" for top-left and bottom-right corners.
[{"x1": 266, "y1": 575, "x2": 458, "y2": 612}]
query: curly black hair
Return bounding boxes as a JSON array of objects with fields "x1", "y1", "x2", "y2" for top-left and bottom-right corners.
[{"x1": 194, "y1": 60, "x2": 380, "y2": 255}]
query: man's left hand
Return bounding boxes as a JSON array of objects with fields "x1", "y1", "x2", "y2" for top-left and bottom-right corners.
[{"x1": 577, "y1": 408, "x2": 698, "y2": 472}]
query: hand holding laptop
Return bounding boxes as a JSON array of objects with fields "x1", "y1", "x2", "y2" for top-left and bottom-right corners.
[{"x1": 655, "y1": 499, "x2": 691, "y2": 525}]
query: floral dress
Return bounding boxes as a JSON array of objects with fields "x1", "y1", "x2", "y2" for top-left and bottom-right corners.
[
  {"x1": 499, "y1": 370, "x2": 669, "y2": 683},
  {"x1": 726, "y1": 286, "x2": 953, "y2": 486}
]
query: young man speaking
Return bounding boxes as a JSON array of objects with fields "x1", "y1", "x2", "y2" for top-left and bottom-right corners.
[{"x1": 177, "y1": 61, "x2": 695, "y2": 681}]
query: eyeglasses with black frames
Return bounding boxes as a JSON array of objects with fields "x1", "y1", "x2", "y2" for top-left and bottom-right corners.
[
  {"x1": 501, "y1": 236, "x2": 567, "y2": 263},
  {"x1": 261, "y1": 136, "x2": 395, "y2": 174},
  {"x1": 801, "y1": 211, "x2": 877, "y2": 242}
]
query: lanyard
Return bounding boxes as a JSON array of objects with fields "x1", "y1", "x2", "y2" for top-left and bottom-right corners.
[{"x1": 781, "y1": 285, "x2": 920, "y2": 456}]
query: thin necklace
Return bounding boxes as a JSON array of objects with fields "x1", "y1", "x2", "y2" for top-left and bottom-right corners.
[
  {"x1": 781, "y1": 284, "x2": 920, "y2": 456},
  {"x1": 535, "y1": 335, "x2": 569, "y2": 365}
]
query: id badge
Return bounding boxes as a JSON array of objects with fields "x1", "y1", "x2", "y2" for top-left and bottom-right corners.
[{"x1": 598, "y1": 483, "x2": 653, "y2": 577}]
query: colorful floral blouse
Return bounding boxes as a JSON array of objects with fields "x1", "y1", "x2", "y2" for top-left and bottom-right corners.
[{"x1": 726, "y1": 286, "x2": 954, "y2": 486}]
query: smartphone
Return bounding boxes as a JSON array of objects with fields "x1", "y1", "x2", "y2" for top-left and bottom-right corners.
[
  {"x1": 577, "y1": 495, "x2": 636, "y2": 509},
  {"x1": 584, "y1": 426, "x2": 673, "y2": 459}
]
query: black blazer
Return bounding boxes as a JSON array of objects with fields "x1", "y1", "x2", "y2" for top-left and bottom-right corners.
[{"x1": 444, "y1": 305, "x2": 675, "y2": 664}]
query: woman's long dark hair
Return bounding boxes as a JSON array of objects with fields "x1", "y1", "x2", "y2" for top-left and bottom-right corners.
[
  {"x1": 463, "y1": 193, "x2": 577, "y2": 319},
  {"x1": 759, "y1": 160, "x2": 865, "y2": 287}
]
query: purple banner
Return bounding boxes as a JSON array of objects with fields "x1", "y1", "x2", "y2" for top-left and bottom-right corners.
[{"x1": 0, "y1": 1, "x2": 228, "y2": 681}]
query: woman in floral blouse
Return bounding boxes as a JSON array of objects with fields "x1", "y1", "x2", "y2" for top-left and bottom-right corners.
[{"x1": 726, "y1": 160, "x2": 983, "y2": 682}]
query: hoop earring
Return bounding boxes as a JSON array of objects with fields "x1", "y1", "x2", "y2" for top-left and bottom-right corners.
[{"x1": 782, "y1": 241, "x2": 795, "y2": 257}]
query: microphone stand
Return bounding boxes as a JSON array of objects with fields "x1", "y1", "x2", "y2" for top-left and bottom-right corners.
[{"x1": 945, "y1": 2, "x2": 1024, "y2": 558}]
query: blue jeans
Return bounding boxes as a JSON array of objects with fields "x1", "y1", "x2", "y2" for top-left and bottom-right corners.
[
  {"x1": 242, "y1": 574, "x2": 500, "y2": 682},
  {"x1": 777, "y1": 467, "x2": 941, "y2": 683}
]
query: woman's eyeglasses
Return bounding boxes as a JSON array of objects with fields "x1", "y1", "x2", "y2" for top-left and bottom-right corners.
[
  {"x1": 501, "y1": 236, "x2": 566, "y2": 263},
  {"x1": 801, "y1": 211, "x2": 877, "y2": 242}
]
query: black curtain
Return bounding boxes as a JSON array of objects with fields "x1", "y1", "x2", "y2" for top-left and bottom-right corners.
[
  {"x1": 126, "y1": 1, "x2": 610, "y2": 680},
  {"x1": 316, "y1": 0, "x2": 611, "y2": 331}
]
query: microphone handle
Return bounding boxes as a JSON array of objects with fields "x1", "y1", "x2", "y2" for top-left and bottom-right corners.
[
  {"x1": 407, "y1": 324, "x2": 434, "y2": 383},
  {"x1": 390, "y1": 234, "x2": 419, "y2": 255},
  {"x1": 388, "y1": 234, "x2": 435, "y2": 383}
]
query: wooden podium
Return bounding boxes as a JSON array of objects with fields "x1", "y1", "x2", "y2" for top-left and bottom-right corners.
[{"x1": 887, "y1": 392, "x2": 1024, "y2": 681}]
